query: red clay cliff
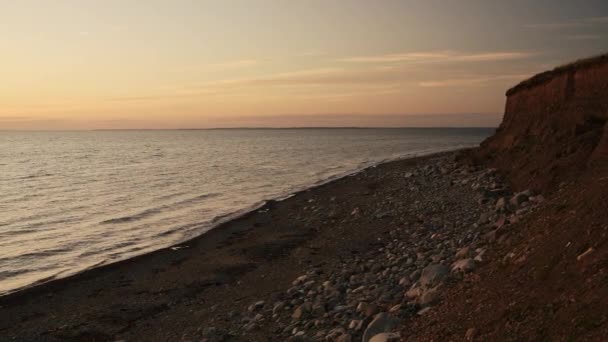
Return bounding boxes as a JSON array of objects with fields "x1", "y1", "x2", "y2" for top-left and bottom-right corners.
[
  {"x1": 405, "y1": 54, "x2": 608, "y2": 341},
  {"x1": 474, "y1": 53, "x2": 608, "y2": 193}
]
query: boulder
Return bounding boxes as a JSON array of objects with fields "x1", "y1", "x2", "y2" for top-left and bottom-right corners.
[
  {"x1": 419, "y1": 264, "x2": 449, "y2": 288},
  {"x1": 362, "y1": 313, "x2": 399, "y2": 342}
]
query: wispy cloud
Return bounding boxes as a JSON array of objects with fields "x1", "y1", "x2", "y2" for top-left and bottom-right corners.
[
  {"x1": 210, "y1": 67, "x2": 406, "y2": 87},
  {"x1": 525, "y1": 16, "x2": 608, "y2": 29},
  {"x1": 418, "y1": 74, "x2": 529, "y2": 88},
  {"x1": 565, "y1": 34, "x2": 602, "y2": 40},
  {"x1": 340, "y1": 51, "x2": 535, "y2": 63}
]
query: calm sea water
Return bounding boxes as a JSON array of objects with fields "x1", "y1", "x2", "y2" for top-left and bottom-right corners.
[{"x1": 0, "y1": 128, "x2": 492, "y2": 294}]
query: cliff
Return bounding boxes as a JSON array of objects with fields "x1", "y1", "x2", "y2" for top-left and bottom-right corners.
[
  {"x1": 474, "y1": 53, "x2": 608, "y2": 193},
  {"x1": 402, "y1": 54, "x2": 608, "y2": 340}
]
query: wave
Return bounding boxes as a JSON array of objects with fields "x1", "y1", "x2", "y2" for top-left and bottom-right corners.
[{"x1": 100, "y1": 192, "x2": 221, "y2": 225}]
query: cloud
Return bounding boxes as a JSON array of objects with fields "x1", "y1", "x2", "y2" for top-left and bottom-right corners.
[
  {"x1": 565, "y1": 34, "x2": 602, "y2": 40},
  {"x1": 418, "y1": 74, "x2": 529, "y2": 88},
  {"x1": 209, "y1": 67, "x2": 409, "y2": 87},
  {"x1": 525, "y1": 16, "x2": 608, "y2": 29},
  {"x1": 339, "y1": 51, "x2": 535, "y2": 63}
]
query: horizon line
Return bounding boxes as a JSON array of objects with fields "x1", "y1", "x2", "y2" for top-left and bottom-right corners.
[{"x1": 0, "y1": 126, "x2": 498, "y2": 132}]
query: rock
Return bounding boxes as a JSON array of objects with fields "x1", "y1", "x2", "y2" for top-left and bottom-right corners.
[
  {"x1": 369, "y1": 332, "x2": 401, "y2": 342},
  {"x1": 352, "y1": 285, "x2": 366, "y2": 294},
  {"x1": 530, "y1": 194, "x2": 545, "y2": 203},
  {"x1": 455, "y1": 247, "x2": 470, "y2": 259},
  {"x1": 398, "y1": 276, "x2": 411, "y2": 287},
  {"x1": 509, "y1": 191, "x2": 529, "y2": 206},
  {"x1": 477, "y1": 212, "x2": 491, "y2": 224},
  {"x1": 483, "y1": 188, "x2": 506, "y2": 198},
  {"x1": 465, "y1": 327, "x2": 477, "y2": 341},
  {"x1": 326, "y1": 327, "x2": 347, "y2": 340},
  {"x1": 419, "y1": 264, "x2": 449, "y2": 288},
  {"x1": 311, "y1": 302, "x2": 326, "y2": 316},
  {"x1": 482, "y1": 230, "x2": 496, "y2": 242},
  {"x1": 293, "y1": 275, "x2": 308, "y2": 286},
  {"x1": 452, "y1": 259, "x2": 476, "y2": 273},
  {"x1": 348, "y1": 319, "x2": 363, "y2": 331},
  {"x1": 273, "y1": 301, "x2": 285, "y2": 314},
  {"x1": 357, "y1": 302, "x2": 380, "y2": 317},
  {"x1": 388, "y1": 304, "x2": 401, "y2": 313},
  {"x1": 248, "y1": 300, "x2": 265, "y2": 312},
  {"x1": 335, "y1": 333, "x2": 352, "y2": 342},
  {"x1": 418, "y1": 287, "x2": 441, "y2": 307},
  {"x1": 362, "y1": 313, "x2": 399, "y2": 342},
  {"x1": 494, "y1": 215, "x2": 507, "y2": 229},
  {"x1": 292, "y1": 302, "x2": 312, "y2": 320},
  {"x1": 474, "y1": 249, "x2": 486, "y2": 262},
  {"x1": 417, "y1": 307, "x2": 432, "y2": 315},
  {"x1": 495, "y1": 197, "x2": 507, "y2": 211},
  {"x1": 405, "y1": 286, "x2": 423, "y2": 299}
]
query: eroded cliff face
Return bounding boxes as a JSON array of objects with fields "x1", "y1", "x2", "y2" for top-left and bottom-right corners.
[{"x1": 474, "y1": 54, "x2": 608, "y2": 193}]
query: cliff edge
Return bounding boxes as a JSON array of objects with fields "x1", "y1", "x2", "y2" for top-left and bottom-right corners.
[
  {"x1": 474, "y1": 53, "x2": 608, "y2": 193},
  {"x1": 403, "y1": 54, "x2": 608, "y2": 340}
]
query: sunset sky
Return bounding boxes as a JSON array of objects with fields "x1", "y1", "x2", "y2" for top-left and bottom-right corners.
[{"x1": 1, "y1": 0, "x2": 607, "y2": 130}]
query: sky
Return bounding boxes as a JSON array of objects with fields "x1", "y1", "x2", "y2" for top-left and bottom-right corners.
[{"x1": 1, "y1": 0, "x2": 607, "y2": 130}]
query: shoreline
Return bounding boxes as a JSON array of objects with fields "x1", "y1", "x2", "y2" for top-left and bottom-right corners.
[
  {"x1": 5, "y1": 145, "x2": 547, "y2": 342},
  {"x1": 0, "y1": 146, "x2": 474, "y2": 298},
  {"x1": 1, "y1": 149, "x2": 484, "y2": 341}
]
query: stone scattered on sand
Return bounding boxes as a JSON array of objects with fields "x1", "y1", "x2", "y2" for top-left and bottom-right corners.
[{"x1": 195, "y1": 155, "x2": 544, "y2": 340}]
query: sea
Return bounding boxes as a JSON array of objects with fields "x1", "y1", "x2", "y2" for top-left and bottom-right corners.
[{"x1": 0, "y1": 128, "x2": 493, "y2": 295}]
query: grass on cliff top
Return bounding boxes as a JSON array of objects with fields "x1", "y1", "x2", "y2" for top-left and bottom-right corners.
[{"x1": 506, "y1": 52, "x2": 608, "y2": 96}]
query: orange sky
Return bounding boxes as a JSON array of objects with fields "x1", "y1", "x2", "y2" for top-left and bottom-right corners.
[{"x1": 1, "y1": 1, "x2": 607, "y2": 129}]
